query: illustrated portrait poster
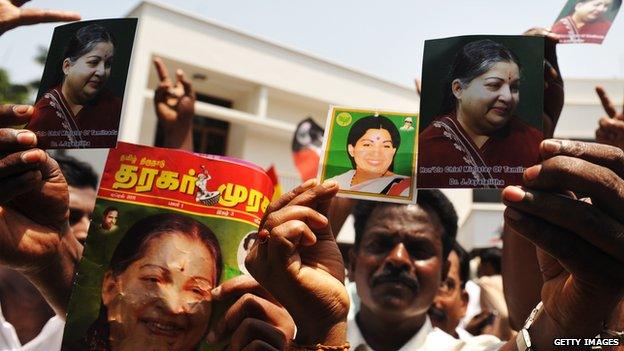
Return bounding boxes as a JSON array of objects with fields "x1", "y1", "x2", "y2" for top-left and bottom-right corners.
[
  {"x1": 418, "y1": 35, "x2": 544, "y2": 189},
  {"x1": 63, "y1": 142, "x2": 274, "y2": 351},
  {"x1": 317, "y1": 106, "x2": 418, "y2": 204},
  {"x1": 552, "y1": 0, "x2": 622, "y2": 44},
  {"x1": 29, "y1": 18, "x2": 138, "y2": 149}
]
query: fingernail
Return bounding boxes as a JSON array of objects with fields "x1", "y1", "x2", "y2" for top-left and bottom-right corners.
[
  {"x1": 301, "y1": 178, "x2": 317, "y2": 188},
  {"x1": 505, "y1": 208, "x2": 523, "y2": 221},
  {"x1": 322, "y1": 179, "x2": 338, "y2": 188},
  {"x1": 210, "y1": 286, "x2": 221, "y2": 299},
  {"x1": 13, "y1": 105, "x2": 32, "y2": 115},
  {"x1": 502, "y1": 186, "x2": 525, "y2": 202},
  {"x1": 542, "y1": 140, "x2": 561, "y2": 154},
  {"x1": 524, "y1": 165, "x2": 541, "y2": 182},
  {"x1": 15, "y1": 130, "x2": 36, "y2": 146},
  {"x1": 21, "y1": 150, "x2": 42, "y2": 164}
]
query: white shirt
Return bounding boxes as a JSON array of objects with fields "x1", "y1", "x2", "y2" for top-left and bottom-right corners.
[
  {"x1": 0, "y1": 303, "x2": 64, "y2": 351},
  {"x1": 348, "y1": 314, "x2": 503, "y2": 351}
]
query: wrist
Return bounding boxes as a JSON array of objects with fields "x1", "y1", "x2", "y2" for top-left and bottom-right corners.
[{"x1": 294, "y1": 320, "x2": 347, "y2": 347}]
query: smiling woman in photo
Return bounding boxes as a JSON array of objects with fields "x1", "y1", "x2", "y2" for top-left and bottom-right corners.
[
  {"x1": 330, "y1": 115, "x2": 411, "y2": 196},
  {"x1": 28, "y1": 23, "x2": 121, "y2": 148},
  {"x1": 551, "y1": 0, "x2": 616, "y2": 43},
  {"x1": 81, "y1": 213, "x2": 222, "y2": 351},
  {"x1": 418, "y1": 39, "x2": 543, "y2": 188}
]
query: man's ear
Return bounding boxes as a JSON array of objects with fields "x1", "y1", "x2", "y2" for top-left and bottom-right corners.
[
  {"x1": 62, "y1": 58, "x2": 72, "y2": 75},
  {"x1": 451, "y1": 79, "x2": 463, "y2": 100},
  {"x1": 348, "y1": 144, "x2": 355, "y2": 158},
  {"x1": 102, "y1": 271, "x2": 120, "y2": 306},
  {"x1": 441, "y1": 257, "x2": 451, "y2": 282},
  {"x1": 348, "y1": 247, "x2": 357, "y2": 280}
]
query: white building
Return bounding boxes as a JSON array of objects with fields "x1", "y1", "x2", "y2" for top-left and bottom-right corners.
[{"x1": 66, "y1": 0, "x2": 623, "y2": 249}]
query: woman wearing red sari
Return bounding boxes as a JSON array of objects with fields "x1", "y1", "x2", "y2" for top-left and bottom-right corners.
[
  {"x1": 418, "y1": 40, "x2": 543, "y2": 188},
  {"x1": 28, "y1": 24, "x2": 121, "y2": 148},
  {"x1": 551, "y1": 0, "x2": 615, "y2": 44}
]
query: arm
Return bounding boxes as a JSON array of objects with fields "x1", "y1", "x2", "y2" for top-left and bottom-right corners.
[
  {"x1": 0, "y1": 0, "x2": 80, "y2": 36},
  {"x1": 246, "y1": 180, "x2": 349, "y2": 347},
  {"x1": 153, "y1": 57, "x2": 195, "y2": 151},
  {"x1": 208, "y1": 275, "x2": 296, "y2": 350},
  {"x1": 595, "y1": 86, "x2": 624, "y2": 151},
  {"x1": 500, "y1": 140, "x2": 624, "y2": 350},
  {"x1": 0, "y1": 104, "x2": 78, "y2": 316}
]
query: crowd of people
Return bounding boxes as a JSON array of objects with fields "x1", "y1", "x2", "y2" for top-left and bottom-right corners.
[{"x1": 1, "y1": 0, "x2": 624, "y2": 350}]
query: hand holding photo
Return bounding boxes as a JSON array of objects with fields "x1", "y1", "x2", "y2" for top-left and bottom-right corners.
[
  {"x1": 417, "y1": 36, "x2": 544, "y2": 189},
  {"x1": 27, "y1": 18, "x2": 137, "y2": 149},
  {"x1": 551, "y1": 0, "x2": 622, "y2": 44},
  {"x1": 318, "y1": 107, "x2": 418, "y2": 203}
]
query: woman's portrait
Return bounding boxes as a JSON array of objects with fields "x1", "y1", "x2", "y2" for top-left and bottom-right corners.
[
  {"x1": 76, "y1": 213, "x2": 222, "y2": 351},
  {"x1": 551, "y1": 0, "x2": 621, "y2": 44},
  {"x1": 320, "y1": 109, "x2": 417, "y2": 203},
  {"x1": 418, "y1": 38, "x2": 543, "y2": 188},
  {"x1": 28, "y1": 19, "x2": 137, "y2": 148}
]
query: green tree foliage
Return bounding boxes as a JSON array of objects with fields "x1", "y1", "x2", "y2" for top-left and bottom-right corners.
[{"x1": 0, "y1": 68, "x2": 29, "y2": 104}]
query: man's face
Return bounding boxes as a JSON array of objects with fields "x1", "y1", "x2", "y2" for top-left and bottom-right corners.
[
  {"x1": 102, "y1": 210, "x2": 118, "y2": 230},
  {"x1": 351, "y1": 204, "x2": 445, "y2": 321},
  {"x1": 430, "y1": 251, "x2": 468, "y2": 335},
  {"x1": 68, "y1": 186, "x2": 97, "y2": 244}
]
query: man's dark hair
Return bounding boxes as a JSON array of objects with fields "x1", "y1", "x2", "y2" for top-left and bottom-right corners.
[
  {"x1": 346, "y1": 115, "x2": 401, "y2": 171},
  {"x1": 55, "y1": 154, "x2": 98, "y2": 189},
  {"x1": 353, "y1": 189, "x2": 458, "y2": 260},
  {"x1": 452, "y1": 242, "x2": 470, "y2": 289},
  {"x1": 102, "y1": 206, "x2": 118, "y2": 217},
  {"x1": 479, "y1": 247, "x2": 502, "y2": 275}
]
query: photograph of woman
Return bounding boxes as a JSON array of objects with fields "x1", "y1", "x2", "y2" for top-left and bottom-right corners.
[
  {"x1": 28, "y1": 19, "x2": 136, "y2": 148},
  {"x1": 551, "y1": 0, "x2": 620, "y2": 44},
  {"x1": 322, "y1": 113, "x2": 415, "y2": 201},
  {"x1": 67, "y1": 213, "x2": 222, "y2": 351},
  {"x1": 418, "y1": 39, "x2": 543, "y2": 188}
]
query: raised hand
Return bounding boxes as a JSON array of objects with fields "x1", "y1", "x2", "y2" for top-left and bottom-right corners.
[
  {"x1": 502, "y1": 140, "x2": 624, "y2": 344},
  {"x1": 0, "y1": 0, "x2": 80, "y2": 36},
  {"x1": 208, "y1": 275, "x2": 295, "y2": 350},
  {"x1": 153, "y1": 57, "x2": 195, "y2": 150},
  {"x1": 245, "y1": 180, "x2": 349, "y2": 346},
  {"x1": 0, "y1": 103, "x2": 80, "y2": 316},
  {"x1": 595, "y1": 86, "x2": 624, "y2": 151}
]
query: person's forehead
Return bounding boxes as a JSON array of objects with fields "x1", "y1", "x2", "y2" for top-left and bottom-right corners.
[
  {"x1": 68, "y1": 186, "x2": 97, "y2": 211},
  {"x1": 362, "y1": 204, "x2": 444, "y2": 243},
  {"x1": 481, "y1": 61, "x2": 519, "y2": 80},
  {"x1": 358, "y1": 128, "x2": 392, "y2": 141}
]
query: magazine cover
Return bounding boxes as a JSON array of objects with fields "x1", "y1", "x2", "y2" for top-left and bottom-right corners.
[
  {"x1": 317, "y1": 106, "x2": 418, "y2": 204},
  {"x1": 28, "y1": 18, "x2": 138, "y2": 149},
  {"x1": 62, "y1": 142, "x2": 274, "y2": 350}
]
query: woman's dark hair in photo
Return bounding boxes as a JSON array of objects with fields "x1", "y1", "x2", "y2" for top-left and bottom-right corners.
[
  {"x1": 346, "y1": 115, "x2": 401, "y2": 171},
  {"x1": 53, "y1": 24, "x2": 116, "y2": 86},
  {"x1": 439, "y1": 39, "x2": 522, "y2": 115},
  {"x1": 81, "y1": 213, "x2": 222, "y2": 350}
]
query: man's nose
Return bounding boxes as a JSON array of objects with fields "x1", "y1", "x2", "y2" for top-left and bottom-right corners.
[{"x1": 383, "y1": 243, "x2": 411, "y2": 271}]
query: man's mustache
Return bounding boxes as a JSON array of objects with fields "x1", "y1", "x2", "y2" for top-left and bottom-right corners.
[
  {"x1": 429, "y1": 305, "x2": 447, "y2": 321},
  {"x1": 371, "y1": 271, "x2": 419, "y2": 291}
]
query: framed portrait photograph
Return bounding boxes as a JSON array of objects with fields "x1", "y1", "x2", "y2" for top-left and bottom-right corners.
[
  {"x1": 417, "y1": 35, "x2": 544, "y2": 189},
  {"x1": 318, "y1": 106, "x2": 418, "y2": 204},
  {"x1": 552, "y1": 0, "x2": 622, "y2": 44},
  {"x1": 28, "y1": 18, "x2": 138, "y2": 149}
]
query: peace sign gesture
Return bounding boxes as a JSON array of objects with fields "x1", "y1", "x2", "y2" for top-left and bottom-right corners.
[
  {"x1": 153, "y1": 57, "x2": 196, "y2": 150},
  {"x1": 595, "y1": 86, "x2": 624, "y2": 151},
  {"x1": 0, "y1": 0, "x2": 80, "y2": 36}
]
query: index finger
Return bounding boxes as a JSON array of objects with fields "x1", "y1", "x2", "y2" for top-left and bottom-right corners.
[
  {"x1": 212, "y1": 275, "x2": 274, "y2": 302},
  {"x1": 259, "y1": 178, "x2": 317, "y2": 229},
  {"x1": 596, "y1": 86, "x2": 618, "y2": 118},
  {"x1": 153, "y1": 57, "x2": 170, "y2": 83},
  {"x1": 540, "y1": 139, "x2": 624, "y2": 178},
  {"x1": 16, "y1": 8, "x2": 80, "y2": 26}
]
